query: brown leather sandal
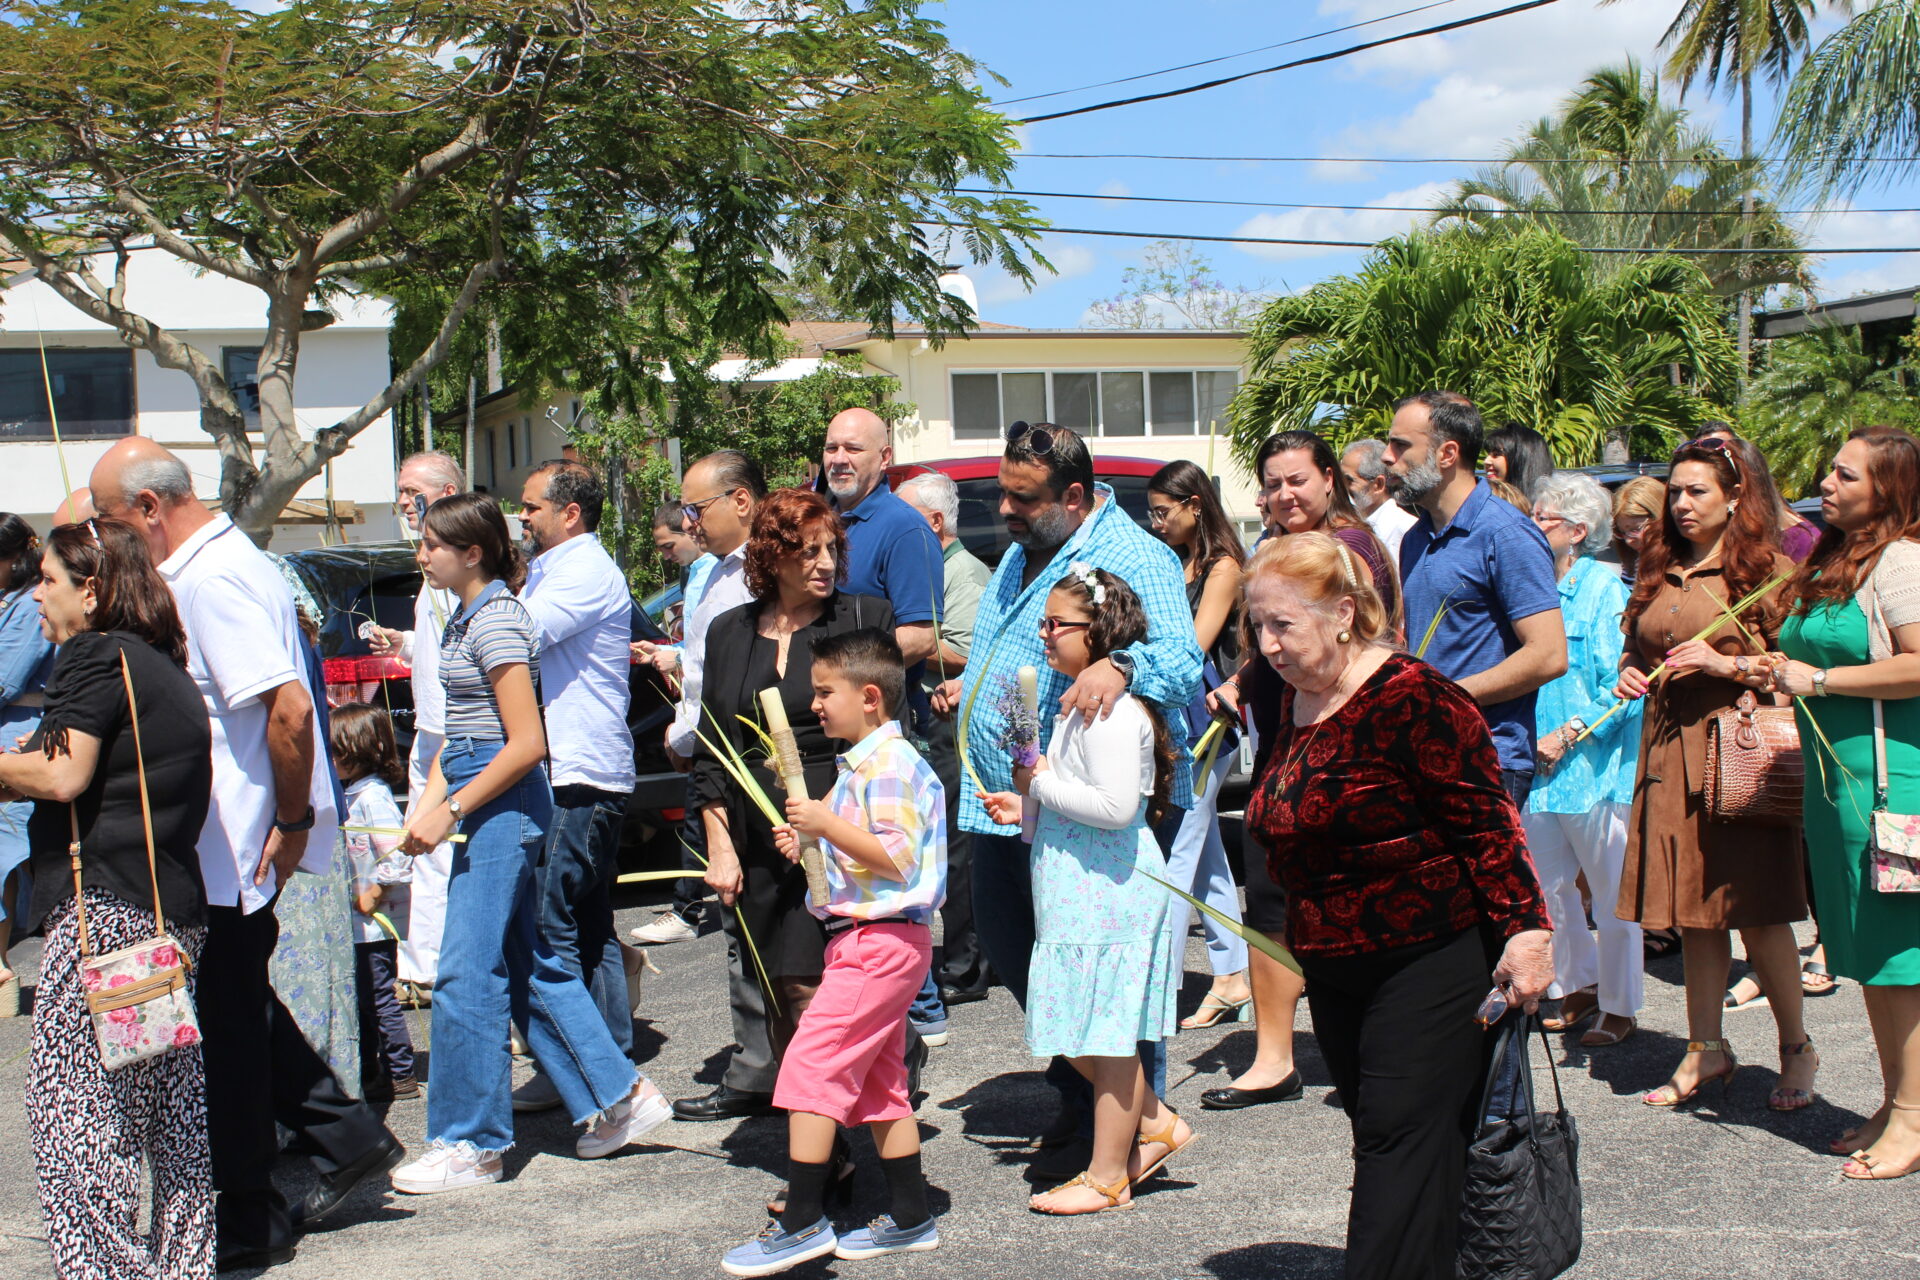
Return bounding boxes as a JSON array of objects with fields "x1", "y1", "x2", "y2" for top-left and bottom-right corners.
[
  {"x1": 1768, "y1": 1039, "x2": 1819, "y2": 1112},
  {"x1": 1030, "y1": 1170, "x2": 1134, "y2": 1215},
  {"x1": 1133, "y1": 1112, "x2": 1198, "y2": 1183}
]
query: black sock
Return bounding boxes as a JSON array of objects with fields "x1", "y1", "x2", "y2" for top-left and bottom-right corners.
[
  {"x1": 880, "y1": 1151, "x2": 930, "y2": 1229},
  {"x1": 780, "y1": 1158, "x2": 831, "y2": 1233}
]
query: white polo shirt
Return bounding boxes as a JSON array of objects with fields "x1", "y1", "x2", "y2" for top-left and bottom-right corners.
[
  {"x1": 521, "y1": 532, "x2": 636, "y2": 792},
  {"x1": 160, "y1": 515, "x2": 340, "y2": 915},
  {"x1": 403, "y1": 581, "x2": 455, "y2": 737}
]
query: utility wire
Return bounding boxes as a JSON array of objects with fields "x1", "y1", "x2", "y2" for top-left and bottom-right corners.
[
  {"x1": 1022, "y1": 151, "x2": 1920, "y2": 166},
  {"x1": 922, "y1": 222, "x2": 1920, "y2": 254},
  {"x1": 993, "y1": 0, "x2": 1466, "y2": 107},
  {"x1": 1019, "y1": 0, "x2": 1563, "y2": 125},
  {"x1": 960, "y1": 186, "x2": 1920, "y2": 217}
]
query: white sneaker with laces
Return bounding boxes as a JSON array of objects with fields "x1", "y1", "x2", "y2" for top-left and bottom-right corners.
[
  {"x1": 511, "y1": 1073, "x2": 563, "y2": 1113},
  {"x1": 630, "y1": 913, "x2": 698, "y2": 945},
  {"x1": 391, "y1": 1143, "x2": 502, "y2": 1195},
  {"x1": 577, "y1": 1081, "x2": 672, "y2": 1159}
]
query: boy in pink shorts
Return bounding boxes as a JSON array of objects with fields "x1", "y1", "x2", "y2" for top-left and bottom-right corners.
[{"x1": 720, "y1": 629, "x2": 947, "y2": 1278}]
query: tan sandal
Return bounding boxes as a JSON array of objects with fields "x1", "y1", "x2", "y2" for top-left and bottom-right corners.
[
  {"x1": 1133, "y1": 1112, "x2": 1198, "y2": 1183},
  {"x1": 1840, "y1": 1102, "x2": 1920, "y2": 1180},
  {"x1": 1030, "y1": 1170, "x2": 1133, "y2": 1215},
  {"x1": 1642, "y1": 1040, "x2": 1737, "y2": 1107},
  {"x1": 1579, "y1": 1014, "x2": 1635, "y2": 1048},
  {"x1": 1542, "y1": 989, "x2": 1598, "y2": 1032}
]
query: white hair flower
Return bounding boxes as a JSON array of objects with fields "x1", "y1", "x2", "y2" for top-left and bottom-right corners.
[{"x1": 1067, "y1": 560, "x2": 1106, "y2": 605}]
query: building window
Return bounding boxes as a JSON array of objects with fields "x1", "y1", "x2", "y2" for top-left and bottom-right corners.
[
  {"x1": 222, "y1": 347, "x2": 261, "y2": 430},
  {"x1": 507, "y1": 419, "x2": 517, "y2": 470},
  {"x1": 0, "y1": 348, "x2": 135, "y2": 441},
  {"x1": 951, "y1": 368, "x2": 1240, "y2": 440}
]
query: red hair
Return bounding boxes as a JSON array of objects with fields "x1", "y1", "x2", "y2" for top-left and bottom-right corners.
[
  {"x1": 744, "y1": 488, "x2": 849, "y2": 600},
  {"x1": 1625, "y1": 440, "x2": 1784, "y2": 640},
  {"x1": 1791, "y1": 425, "x2": 1920, "y2": 613}
]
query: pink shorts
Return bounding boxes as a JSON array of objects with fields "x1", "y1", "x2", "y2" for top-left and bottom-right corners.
[{"x1": 773, "y1": 920, "x2": 931, "y2": 1126}]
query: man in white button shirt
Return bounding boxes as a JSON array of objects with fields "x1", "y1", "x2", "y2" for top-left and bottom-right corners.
[
  {"x1": 508, "y1": 460, "x2": 637, "y2": 1108},
  {"x1": 90, "y1": 439, "x2": 398, "y2": 1270},
  {"x1": 1343, "y1": 437, "x2": 1418, "y2": 563},
  {"x1": 367, "y1": 451, "x2": 463, "y2": 991}
]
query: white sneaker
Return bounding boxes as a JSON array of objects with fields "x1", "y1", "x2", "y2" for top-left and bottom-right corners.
[
  {"x1": 511, "y1": 1073, "x2": 563, "y2": 1113},
  {"x1": 630, "y1": 914, "x2": 698, "y2": 945},
  {"x1": 392, "y1": 1143, "x2": 502, "y2": 1195},
  {"x1": 576, "y1": 1081, "x2": 672, "y2": 1159}
]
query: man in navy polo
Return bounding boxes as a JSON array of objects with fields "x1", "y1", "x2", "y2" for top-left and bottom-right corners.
[
  {"x1": 821, "y1": 406, "x2": 947, "y2": 1045},
  {"x1": 1387, "y1": 390, "x2": 1567, "y2": 811}
]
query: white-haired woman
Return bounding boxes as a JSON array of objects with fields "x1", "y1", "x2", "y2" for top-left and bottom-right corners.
[{"x1": 1528, "y1": 473, "x2": 1644, "y2": 1047}]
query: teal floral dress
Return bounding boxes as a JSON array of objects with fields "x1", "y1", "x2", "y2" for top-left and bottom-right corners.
[{"x1": 1781, "y1": 585, "x2": 1920, "y2": 986}]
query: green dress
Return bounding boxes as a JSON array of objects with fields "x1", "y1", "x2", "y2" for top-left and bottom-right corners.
[{"x1": 1780, "y1": 598, "x2": 1920, "y2": 985}]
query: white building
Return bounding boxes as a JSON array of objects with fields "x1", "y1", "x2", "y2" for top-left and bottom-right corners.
[{"x1": 0, "y1": 250, "x2": 401, "y2": 547}]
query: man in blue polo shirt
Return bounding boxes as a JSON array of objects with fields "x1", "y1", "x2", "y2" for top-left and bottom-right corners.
[
  {"x1": 1388, "y1": 390, "x2": 1567, "y2": 810},
  {"x1": 822, "y1": 406, "x2": 948, "y2": 1045}
]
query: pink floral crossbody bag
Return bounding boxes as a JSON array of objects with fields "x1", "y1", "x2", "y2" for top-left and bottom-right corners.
[
  {"x1": 68, "y1": 649, "x2": 200, "y2": 1069},
  {"x1": 1867, "y1": 573, "x2": 1920, "y2": 893}
]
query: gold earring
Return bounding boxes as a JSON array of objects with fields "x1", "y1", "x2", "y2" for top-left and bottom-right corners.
[{"x1": 1337, "y1": 629, "x2": 1352, "y2": 644}]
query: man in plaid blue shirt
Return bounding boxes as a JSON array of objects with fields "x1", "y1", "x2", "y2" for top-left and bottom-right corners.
[{"x1": 932, "y1": 422, "x2": 1201, "y2": 1158}]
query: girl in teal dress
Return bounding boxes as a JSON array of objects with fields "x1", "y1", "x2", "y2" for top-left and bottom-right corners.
[
  {"x1": 1760, "y1": 426, "x2": 1920, "y2": 1181},
  {"x1": 982, "y1": 566, "x2": 1188, "y2": 1215}
]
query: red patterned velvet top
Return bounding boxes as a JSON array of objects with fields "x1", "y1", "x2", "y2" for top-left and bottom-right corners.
[{"x1": 1245, "y1": 651, "x2": 1552, "y2": 957}]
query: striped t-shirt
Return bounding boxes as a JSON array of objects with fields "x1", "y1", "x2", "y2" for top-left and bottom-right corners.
[{"x1": 439, "y1": 591, "x2": 541, "y2": 740}]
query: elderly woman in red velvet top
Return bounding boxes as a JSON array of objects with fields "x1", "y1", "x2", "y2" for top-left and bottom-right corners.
[{"x1": 1241, "y1": 532, "x2": 1554, "y2": 1280}]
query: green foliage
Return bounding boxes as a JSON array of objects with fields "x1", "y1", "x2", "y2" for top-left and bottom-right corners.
[
  {"x1": 1614, "y1": 0, "x2": 1828, "y2": 95},
  {"x1": 1439, "y1": 61, "x2": 1806, "y2": 298},
  {"x1": 1775, "y1": 0, "x2": 1920, "y2": 194},
  {"x1": 0, "y1": 0, "x2": 1040, "y2": 539},
  {"x1": 1227, "y1": 226, "x2": 1740, "y2": 466},
  {"x1": 568, "y1": 352, "x2": 913, "y2": 593},
  {"x1": 1740, "y1": 325, "x2": 1920, "y2": 497}
]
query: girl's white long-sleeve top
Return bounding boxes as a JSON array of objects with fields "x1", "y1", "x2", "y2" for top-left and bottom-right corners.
[{"x1": 1026, "y1": 697, "x2": 1156, "y2": 832}]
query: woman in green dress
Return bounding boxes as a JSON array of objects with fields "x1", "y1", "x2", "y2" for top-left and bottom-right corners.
[{"x1": 1755, "y1": 426, "x2": 1920, "y2": 1181}]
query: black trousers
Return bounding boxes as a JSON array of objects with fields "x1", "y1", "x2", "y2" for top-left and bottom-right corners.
[
  {"x1": 920, "y1": 710, "x2": 987, "y2": 992},
  {"x1": 201, "y1": 902, "x2": 390, "y2": 1251},
  {"x1": 1302, "y1": 927, "x2": 1496, "y2": 1280},
  {"x1": 355, "y1": 940, "x2": 416, "y2": 1084}
]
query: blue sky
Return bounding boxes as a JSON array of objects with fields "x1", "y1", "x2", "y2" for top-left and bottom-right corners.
[{"x1": 935, "y1": 0, "x2": 1920, "y2": 328}]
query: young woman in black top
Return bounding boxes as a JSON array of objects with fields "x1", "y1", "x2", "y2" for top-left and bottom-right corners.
[{"x1": 0, "y1": 518, "x2": 215, "y2": 1280}]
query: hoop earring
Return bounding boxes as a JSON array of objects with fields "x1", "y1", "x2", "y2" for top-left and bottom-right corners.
[{"x1": 1337, "y1": 629, "x2": 1352, "y2": 644}]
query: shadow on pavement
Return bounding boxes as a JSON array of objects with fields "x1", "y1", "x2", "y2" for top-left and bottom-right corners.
[{"x1": 1204, "y1": 1241, "x2": 1345, "y2": 1278}]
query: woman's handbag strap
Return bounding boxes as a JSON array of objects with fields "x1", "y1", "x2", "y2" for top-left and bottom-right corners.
[
  {"x1": 1869, "y1": 561, "x2": 1893, "y2": 811},
  {"x1": 117, "y1": 646, "x2": 167, "y2": 935}
]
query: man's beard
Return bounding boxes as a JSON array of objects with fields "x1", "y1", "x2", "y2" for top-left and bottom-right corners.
[
  {"x1": 826, "y1": 472, "x2": 863, "y2": 505},
  {"x1": 1391, "y1": 458, "x2": 1442, "y2": 507},
  {"x1": 1009, "y1": 503, "x2": 1072, "y2": 550}
]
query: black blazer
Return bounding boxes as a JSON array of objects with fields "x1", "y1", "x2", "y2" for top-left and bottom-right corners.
[{"x1": 688, "y1": 591, "x2": 894, "y2": 825}]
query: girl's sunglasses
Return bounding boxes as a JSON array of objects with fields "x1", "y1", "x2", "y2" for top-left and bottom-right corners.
[{"x1": 1039, "y1": 616, "x2": 1092, "y2": 637}]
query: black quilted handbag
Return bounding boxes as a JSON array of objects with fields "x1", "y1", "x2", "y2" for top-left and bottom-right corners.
[{"x1": 1457, "y1": 1015, "x2": 1582, "y2": 1280}]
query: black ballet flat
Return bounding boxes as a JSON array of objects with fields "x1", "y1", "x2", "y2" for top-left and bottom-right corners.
[{"x1": 1199, "y1": 1070, "x2": 1304, "y2": 1110}]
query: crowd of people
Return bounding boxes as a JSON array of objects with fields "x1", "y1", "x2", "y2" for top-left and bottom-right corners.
[{"x1": 3, "y1": 390, "x2": 1919, "y2": 1280}]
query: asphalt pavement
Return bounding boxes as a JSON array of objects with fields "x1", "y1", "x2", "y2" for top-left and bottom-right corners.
[{"x1": 0, "y1": 897, "x2": 1916, "y2": 1280}]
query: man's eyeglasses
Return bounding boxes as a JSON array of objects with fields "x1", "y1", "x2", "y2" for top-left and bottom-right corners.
[
  {"x1": 680, "y1": 490, "x2": 735, "y2": 525},
  {"x1": 1007, "y1": 421, "x2": 1064, "y2": 457},
  {"x1": 1039, "y1": 616, "x2": 1092, "y2": 637}
]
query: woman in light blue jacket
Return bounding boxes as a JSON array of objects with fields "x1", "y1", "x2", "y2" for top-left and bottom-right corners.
[
  {"x1": 0, "y1": 514, "x2": 55, "y2": 1017},
  {"x1": 1526, "y1": 474, "x2": 1644, "y2": 1047}
]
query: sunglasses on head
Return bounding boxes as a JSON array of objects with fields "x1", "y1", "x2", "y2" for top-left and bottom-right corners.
[{"x1": 1006, "y1": 420, "x2": 1063, "y2": 457}]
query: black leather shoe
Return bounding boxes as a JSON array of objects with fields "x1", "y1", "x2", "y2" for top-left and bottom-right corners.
[
  {"x1": 1199, "y1": 1070, "x2": 1304, "y2": 1110},
  {"x1": 671, "y1": 1084, "x2": 777, "y2": 1122},
  {"x1": 291, "y1": 1133, "x2": 404, "y2": 1232},
  {"x1": 938, "y1": 984, "x2": 989, "y2": 1006},
  {"x1": 216, "y1": 1243, "x2": 296, "y2": 1272}
]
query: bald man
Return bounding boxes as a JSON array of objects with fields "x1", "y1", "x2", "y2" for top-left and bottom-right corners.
[
  {"x1": 51, "y1": 487, "x2": 94, "y2": 525},
  {"x1": 90, "y1": 439, "x2": 399, "y2": 1265}
]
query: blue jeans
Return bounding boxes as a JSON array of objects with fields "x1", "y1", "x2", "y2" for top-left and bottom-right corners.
[
  {"x1": 430, "y1": 738, "x2": 637, "y2": 1154},
  {"x1": 1161, "y1": 753, "x2": 1247, "y2": 977},
  {"x1": 539, "y1": 785, "x2": 632, "y2": 1055},
  {"x1": 909, "y1": 970, "x2": 946, "y2": 1031},
  {"x1": 972, "y1": 829, "x2": 1168, "y2": 1122}
]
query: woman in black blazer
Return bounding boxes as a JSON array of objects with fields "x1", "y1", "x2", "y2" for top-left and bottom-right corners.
[{"x1": 690, "y1": 488, "x2": 893, "y2": 1036}]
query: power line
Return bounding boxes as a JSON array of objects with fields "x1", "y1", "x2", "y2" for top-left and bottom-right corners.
[
  {"x1": 1019, "y1": 0, "x2": 1563, "y2": 125},
  {"x1": 993, "y1": 0, "x2": 1466, "y2": 107},
  {"x1": 924, "y1": 222, "x2": 1920, "y2": 254},
  {"x1": 961, "y1": 186, "x2": 1920, "y2": 217},
  {"x1": 1022, "y1": 151, "x2": 1920, "y2": 166}
]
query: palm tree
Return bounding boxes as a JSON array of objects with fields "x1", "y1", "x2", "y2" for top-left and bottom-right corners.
[
  {"x1": 1604, "y1": 0, "x2": 1836, "y2": 365},
  {"x1": 1227, "y1": 226, "x2": 1740, "y2": 465},
  {"x1": 1743, "y1": 322, "x2": 1918, "y2": 493},
  {"x1": 1438, "y1": 62, "x2": 1807, "y2": 300},
  {"x1": 1776, "y1": 1, "x2": 1920, "y2": 195}
]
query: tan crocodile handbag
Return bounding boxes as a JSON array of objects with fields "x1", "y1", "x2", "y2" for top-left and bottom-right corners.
[{"x1": 1702, "y1": 688, "x2": 1803, "y2": 827}]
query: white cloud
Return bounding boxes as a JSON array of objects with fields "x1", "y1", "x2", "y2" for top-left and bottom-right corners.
[
  {"x1": 1230, "y1": 180, "x2": 1453, "y2": 261},
  {"x1": 1800, "y1": 204, "x2": 1920, "y2": 253},
  {"x1": 974, "y1": 240, "x2": 1099, "y2": 307},
  {"x1": 1811, "y1": 263, "x2": 1918, "y2": 303},
  {"x1": 1096, "y1": 179, "x2": 1132, "y2": 200}
]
